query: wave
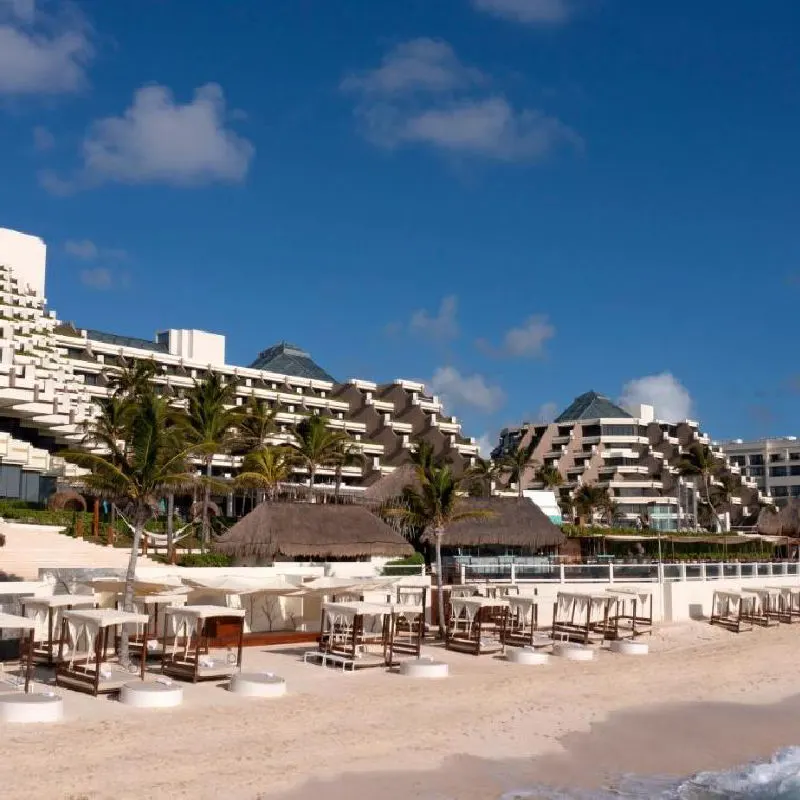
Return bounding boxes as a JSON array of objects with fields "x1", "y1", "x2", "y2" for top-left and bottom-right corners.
[{"x1": 501, "y1": 746, "x2": 800, "y2": 799}]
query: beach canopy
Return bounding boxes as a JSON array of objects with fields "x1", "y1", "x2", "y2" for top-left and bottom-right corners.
[
  {"x1": 0, "y1": 611, "x2": 35, "y2": 630},
  {"x1": 215, "y1": 502, "x2": 415, "y2": 561},
  {"x1": 184, "y1": 574, "x2": 302, "y2": 596},
  {"x1": 437, "y1": 497, "x2": 565, "y2": 550},
  {"x1": 164, "y1": 605, "x2": 246, "y2": 620},
  {"x1": 85, "y1": 575, "x2": 186, "y2": 595}
]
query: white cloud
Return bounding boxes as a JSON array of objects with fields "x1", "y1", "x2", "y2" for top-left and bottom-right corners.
[
  {"x1": 409, "y1": 295, "x2": 459, "y2": 341},
  {"x1": 64, "y1": 238, "x2": 98, "y2": 259},
  {"x1": 535, "y1": 401, "x2": 558, "y2": 422},
  {"x1": 475, "y1": 432, "x2": 496, "y2": 456},
  {"x1": 472, "y1": 0, "x2": 573, "y2": 25},
  {"x1": 43, "y1": 83, "x2": 254, "y2": 192},
  {"x1": 344, "y1": 40, "x2": 580, "y2": 163},
  {"x1": 429, "y1": 366, "x2": 505, "y2": 413},
  {"x1": 341, "y1": 38, "x2": 482, "y2": 95},
  {"x1": 79, "y1": 268, "x2": 113, "y2": 290},
  {"x1": 32, "y1": 124, "x2": 54, "y2": 151},
  {"x1": 619, "y1": 373, "x2": 693, "y2": 423},
  {"x1": 478, "y1": 313, "x2": 555, "y2": 357},
  {"x1": 0, "y1": 2, "x2": 92, "y2": 95}
]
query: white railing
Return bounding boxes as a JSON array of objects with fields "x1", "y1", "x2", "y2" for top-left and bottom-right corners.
[{"x1": 457, "y1": 561, "x2": 800, "y2": 585}]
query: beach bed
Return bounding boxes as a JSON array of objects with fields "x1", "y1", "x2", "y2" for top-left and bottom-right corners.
[
  {"x1": 0, "y1": 612, "x2": 36, "y2": 692},
  {"x1": 20, "y1": 594, "x2": 98, "y2": 666},
  {"x1": 501, "y1": 594, "x2": 545, "y2": 648},
  {"x1": 161, "y1": 606, "x2": 245, "y2": 682},
  {"x1": 121, "y1": 593, "x2": 188, "y2": 658},
  {"x1": 766, "y1": 586, "x2": 800, "y2": 623},
  {"x1": 317, "y1": 602, "x2": 393, "y2": 669},
  {"x1": 741, "y1": 587, "x2": 782, "y2": 627},
  {"x1": 56, "y1": 609, "x2": 150, "y2": 696},
  {"x1": 446, "y1": 597, "x2": 508, "y2": 656},
  {"x1": 710, "y1": 590, "x2": 755, "y2": 633},
  {"x1": 551, "y1": 592, "x2": 618, "y2": 645},
  {"x1": 605, "y1": 587, "x2": 653, "y2": 639}
]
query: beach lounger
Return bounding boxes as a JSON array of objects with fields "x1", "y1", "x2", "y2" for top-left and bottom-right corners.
[
  {"x1": 710, "y1": 590, "x2": 755, "y2": 633},
  {"x1": 446, "y1": 597, "x2": 508, "y2": 656}
]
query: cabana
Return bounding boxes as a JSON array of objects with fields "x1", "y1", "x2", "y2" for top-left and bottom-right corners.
[
  {"x1": 741, "y1": 587, "x2": 782, "y2": 627},
  {"x1": 317, "y1": 602, "x2": 393, "y2": 669},
  {"x1": 0, "y1": 582, "x2": 51, "y2": 615},
  {"x1": 446, "y1": 597, "x2": 508, "y2": 656},
  {"x1": 710, "y1": 590, "x2": 755, "y2": 633},
  {"x1": 604, "y1": 587, "x2": 653, "y2": 639},
  {"x1": 502, "y1": 594, "x2": 545, "y2": 648},
  {"x1": 551, "y1": 592, "x2": 618, "y2": 645},
  {"x1": 161, "y1": 606, "x2": 246, "y2": 682},
  {"x1": 767, "y1": 586, "x2": 800, "y2": 623},
  {"x1": 20, "y1": 594, "x2": 98, "y2": 665},
  {"x1": 55, "y1": 609, "x2": 150, "y2": 696},
  {"x1": 0, "y1": 612, "x2": 36, "y2": 692}
]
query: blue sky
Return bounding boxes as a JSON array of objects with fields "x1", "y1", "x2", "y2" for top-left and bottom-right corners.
[{"x1": 0, "y1": 0, "x2": 797, "y2": 451}]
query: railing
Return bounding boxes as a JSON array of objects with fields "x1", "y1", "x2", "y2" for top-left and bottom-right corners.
[{"x1": 454, "y1": 561, "x2": 800, "y2": 585}]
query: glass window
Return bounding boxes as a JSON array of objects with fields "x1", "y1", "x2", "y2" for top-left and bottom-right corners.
[
  {"x1": 772, "y1": 486, "x2": 789, "y2": 497},
  {"x1": 771, "y1": 466, "x2": 788, "y2": 478},
  {"x1": 791, "y1": 465, "x2": 800, "y2": 477},
  {"x1": 730, "y1": 456, "x2": 746, "y2": 466},
  {"x1": 602, "y1": 425, "x2": 636, "y2": 437},
  {"x1": 791, "y1": 452, "x2": 800, "y2": 462},
  {"x1": 791, "y1": 485, "x2": 800, "y2": 498},
  {"x1": 749, "y1": 454, "x2": 764, "y2": 466},
  {"x1": 749, "y1": 467, "x2": 765, "y2": 477},
  {"x1": 770, "y1": 453, "x2": 784, "y2": 463}
]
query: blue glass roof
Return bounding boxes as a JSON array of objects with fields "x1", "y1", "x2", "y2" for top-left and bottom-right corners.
[
  {"x1": 86, "y1": 329, "x2": 168, "y2": 354},
  {"x1": 554, "y1": 391, "x2": 632, "y2": 422},
  {"x1": 249, "y1": 342, "x2": 335, "y2": 382}
]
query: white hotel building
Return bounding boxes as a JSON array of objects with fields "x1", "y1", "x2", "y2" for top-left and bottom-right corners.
[
  {"x1": 0, "y1": 228, "x2": 480, "y2": 505},
  {"x1": 721, "y1": 437, "x2": 800, "y2": 508}
]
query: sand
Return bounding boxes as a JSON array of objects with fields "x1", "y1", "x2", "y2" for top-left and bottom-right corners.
[{"x1": 2, "y1": 621, "x2": 800, "y2": 799}]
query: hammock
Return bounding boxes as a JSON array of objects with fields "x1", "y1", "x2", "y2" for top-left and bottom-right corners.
[{"x1": 114, "y1": 505, "x2": 195, "y2": 546}]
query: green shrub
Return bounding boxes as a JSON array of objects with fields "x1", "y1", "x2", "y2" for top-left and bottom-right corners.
[
  {"x1": 177, "y1": 552, "x2": 233, "y2": 567},
  {"x1": 383, "y1": 551, "x2": 425, "y2": 575}
]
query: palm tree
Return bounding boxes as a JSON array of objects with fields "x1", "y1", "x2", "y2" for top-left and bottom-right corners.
[
  {"x1": 410, "y1": 439, "x2": 439, "y2": 471},
  {"x1": 574, "y1": 483, "x2": 609, "y2": 526},
  {"x1": 679, "y1": 443, "x2": 722, "y2": 532},
  {"x1": 63, "y1": 392, "x2": 195, "y2": 666},
  {"x1": 599, "y1": 493, "x2": 618, "y2": 526},
  {"x1": 236, "y1": 396, "x2": 278, "y2": 454},
  {"x1": 329, "y1": 440, "x2": 365, "y2": 502},
  {"x1": 502, "y1": 441, "x2": 537, "y2": 498},
  {"x1": 235, "y1": 446, "x2": 293, "y2": 502},
  {"x1": 81, "y1": 395, "x2": 131, "y2": 460},
  {"x1": 466, "y1": 457, "x2": 500, "y2": 497},
  {"x1": 287, "y1": 415, "x2": 349, "y2": 501},
  {"x1": 535, "y1": 464, "x2": 563, "y2": 490},
  {"x1": 106, "y1": 359, "x2": 157, "y2": 398},
  {"x1": 181, "y1": 373, "x2": 241, "y2": 546},
  {"x1": 387, "y1": 464, "x2": 494, "y2": 636}
]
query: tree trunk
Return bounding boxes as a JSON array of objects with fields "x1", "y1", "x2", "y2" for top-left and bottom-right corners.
[
  {"x1": 334, "y1": 466, "x2": 342, "y2": 504},
  {"x1": 202, "y1": 457, "x2": 212, "y2": 549},
  {"x1": 166, "y1": 492, "x2": 174, "y2": 560},
  {"x1": 118, "y1": 512, "x2": 143, "y2": 670},
  {"x1": 308, "y1": 464, "x2": 316, "y2": 502},
  {"x1": 517, "y1": 473, "x2": 523, "y2": 499},
  {"x1": 434, "y1": 527, "x2": 446, "y2": 639}
]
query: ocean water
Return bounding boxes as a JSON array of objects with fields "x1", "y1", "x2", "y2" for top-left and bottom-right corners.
[{"x1": 502, "y1": 747, "x2": 800, "y2": 799}]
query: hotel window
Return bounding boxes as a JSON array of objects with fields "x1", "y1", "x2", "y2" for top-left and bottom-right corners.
[
  {"x1": 749, "y1": 454, "x2": 764, "y2": 466},
  {"x1": 770, "y1": 466, "x2": 788, "y2": 478},
  {"x1": 772, "y1": 486, "x2": 789, "y2": 497},
  {"x1": 792, "y1": 486, "x2": 800, "y2": 498},
  {"x1": 791, "y1": 465, "x2": 800, "y2": 477},
  {"x1": 770, "y1": 453, "x2": 784, "y2": 463},
  {"x1": 749, "y1": 466, "x2": 764, "y2": 477},
  {"x1": 730, "y1": 456, "x2": 746, "y2": 466},
  {"x1": 791, "y1": 452, "x2": 800, "y2": 461},
  {"x1": 601, "y1": 425, "x2": 636, "y2": 437}
]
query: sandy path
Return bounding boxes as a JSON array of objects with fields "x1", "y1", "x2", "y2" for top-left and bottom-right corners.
[{"x1": 2, "y1": 621, "x2": 799, "y2": 800}]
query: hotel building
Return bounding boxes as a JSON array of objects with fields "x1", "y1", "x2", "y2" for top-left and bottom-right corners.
[
  {"x1": 493, "y1": 391, "x2": 764, "y2": 531},
  {"x1": 721, "y1": 437, "x2": 800, "y2": 508},
  {"x1": 0, "y1": 228, "x2": 479, "y2": 506}
]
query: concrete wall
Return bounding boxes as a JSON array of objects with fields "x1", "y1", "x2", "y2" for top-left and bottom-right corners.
[{"x1": 163, "y1": 328, "x2": 226, "y2": 366}]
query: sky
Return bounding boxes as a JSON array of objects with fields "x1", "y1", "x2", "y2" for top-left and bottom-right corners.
[{"x1": 0, "y1": 0, "x2": 798, "y2": 454}]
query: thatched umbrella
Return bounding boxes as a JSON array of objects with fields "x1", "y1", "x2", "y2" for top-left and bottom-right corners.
[
  {"x1": 47, "y1": 490, "x2": 87, "y2": 512},
  {"x1": 215, "y1": 502, "x2": 414, "y2": 562},
  {"x1": 439, "y1": 497, "x2": 565, "y2": 551}
]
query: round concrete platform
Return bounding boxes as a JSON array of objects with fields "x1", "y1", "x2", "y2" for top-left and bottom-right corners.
[
  {"x1": 229, "y1": 673, "x2": 287, "y2": 698},
  {"x1": 399, "y1": 658, "x2": 449, "y2": 678},
  {"x1": 119, "y1": 681, "x2": 183, "y2": 708},
  {"x1": 0, "y1": 693, "x2": 64, "y2": 723},
  {"x1": 553, "y1": 642, "x2": 594, "y2": 662},
  {"x1": 506, "y1": 647, "x2": 550, "y2": 665},
  {"x1": 610, "y1": 640, "x2": 649, "y2": 656}
]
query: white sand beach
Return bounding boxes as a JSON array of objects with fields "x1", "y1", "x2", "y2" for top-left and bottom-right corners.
[{"x1": 3, "y1": 621, "x2": 800, "y2": 800}]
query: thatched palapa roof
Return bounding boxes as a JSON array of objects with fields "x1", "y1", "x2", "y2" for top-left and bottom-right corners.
[
  {"x1": 440, "y1": 497, "x2": 565, "y2": 550},
  {"x1": 215, "y1": 502, "x2": 414, "y2": 560},
  {"x1": 362, "y1": 465, "x2": 419, "y2": 504},
  {"x1": 758, "y1": 500, "x2": 800, "y2": 537}
]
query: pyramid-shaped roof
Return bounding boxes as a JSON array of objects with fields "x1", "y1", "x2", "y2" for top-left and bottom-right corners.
[
  {"x1": 554, "y1": 391, "x2": 633, "y2": 423},
  {"x1": 248, "y1": 342, "x2": 335, "y2": 382}
]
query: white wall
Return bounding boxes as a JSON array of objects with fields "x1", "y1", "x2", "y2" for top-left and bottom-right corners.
[
  {"x1": 163, "y1": 329, "x2": 226, "y2": 366},
  {"x1": 0, "y1": 228, "x2": 46, "y2": 298}
]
